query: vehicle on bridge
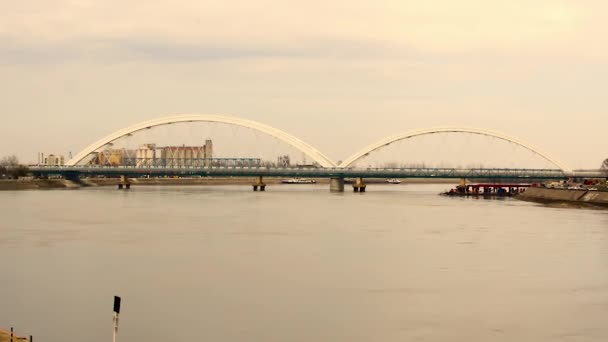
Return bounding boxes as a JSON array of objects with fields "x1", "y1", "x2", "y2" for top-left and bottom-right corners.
[{"x1": 282, "y1": 178, "x2": 316, "y2": 184}]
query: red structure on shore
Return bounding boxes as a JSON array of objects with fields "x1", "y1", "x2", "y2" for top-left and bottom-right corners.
[{"x1": 443, "y1": 183, "x2": 533, "y2": 197}]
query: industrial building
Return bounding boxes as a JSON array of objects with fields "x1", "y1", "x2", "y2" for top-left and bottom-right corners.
[
  {"x1": 135, "y1": 144, "x2": 163, "y2": 167},
  {"x1": 43, "y1": 154, "x2": 65, "y2": 166},
  {"x1": 92, "y1": 140, "x2": 214, "y2": 167},
  {"x1": 92, "y1": 149, "x2": 136, "y2": 166},
  {"x1": 162, "y1": 140, "x2": 213, "y2": 167}
]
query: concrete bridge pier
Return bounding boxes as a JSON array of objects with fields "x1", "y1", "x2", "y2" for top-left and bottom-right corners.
[
  {"x1": 253, "y1": 176, "x2": 266, "y2": 191},
  {"x1": 353, "y1": 177, "x2": 366, "y2": 192},
  {"x1": 118, "y1": 175, "x2": 131, "y2": 190},
  {"x1": 330, "y1": 177, "x2": 345, "y2": 192}
]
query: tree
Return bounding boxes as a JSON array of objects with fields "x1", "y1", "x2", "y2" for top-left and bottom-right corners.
[
  {"x1": 0, "y1": 155, "x2": 19, "y2": 167},
  {"x1": 602, "y1": 158, "x2": 608, "y2": 170},
  {"x1": 10, "y1": 165, "x2": 30, "y2": 179},
  {"x1": 0, "y1": 155, "x2": 29, "y2": 179}
]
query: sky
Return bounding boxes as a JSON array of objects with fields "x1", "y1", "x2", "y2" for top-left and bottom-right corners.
[{"x1": 1, "y1": 0, "x2": 606, "y2": 168}]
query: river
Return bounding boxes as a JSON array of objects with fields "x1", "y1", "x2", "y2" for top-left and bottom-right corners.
[{"x1": 1, "y1": 184, "x2": 608, "y2": 341}]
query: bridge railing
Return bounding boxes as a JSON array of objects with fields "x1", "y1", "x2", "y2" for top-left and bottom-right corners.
[
  {"x1": 28, "y1": 165, "x2": 579, "y2": 179},
  {"x1": 31, "y1": 165, "x2": 567, "y2": 170}
]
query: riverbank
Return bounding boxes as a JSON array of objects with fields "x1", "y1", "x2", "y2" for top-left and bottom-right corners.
[
  {"x1": 0, "y1": 329, "x2": 27, "y2": 342},
  {"x1": 0, "y1": 179, "x2": 78, "y2": 190},
  {"x1": 516, "y1": 187, "x2": 608, "y2": 208},
  {"x1": 0, "y1": 177, "x2": 455, "y2": 190}
]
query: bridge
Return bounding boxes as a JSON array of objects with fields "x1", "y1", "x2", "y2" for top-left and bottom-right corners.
[{"x1": 30, "y1": 114, "x2": 606, "y2": 191}]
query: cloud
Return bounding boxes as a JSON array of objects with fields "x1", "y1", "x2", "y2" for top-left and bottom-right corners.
[
  {"x1": 0, "y1": 34, "x2": 417, "y2": 65},
  {"x1": 112, "y1": 37, "x2": 410, "y2": 62},
  {"x1": 1, "y1": 0, "x2": 607, "y2": 169},
  {"x1": 1, "y1": 0, "x2": 606, "y2": 65}
]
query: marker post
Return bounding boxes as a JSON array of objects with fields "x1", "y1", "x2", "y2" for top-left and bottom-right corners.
[{"x1": 113, "y1": 296, "x2": 121, "y2": 342}]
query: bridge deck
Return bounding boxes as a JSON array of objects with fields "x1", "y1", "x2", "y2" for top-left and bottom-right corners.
[{"x1": 27, "y1": 166, "x2": 599, "y2": 180}]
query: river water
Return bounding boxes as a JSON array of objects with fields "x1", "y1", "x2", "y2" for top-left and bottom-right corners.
[{"x1": 1, "y1": 184, "x2": 607, "y2": 342}]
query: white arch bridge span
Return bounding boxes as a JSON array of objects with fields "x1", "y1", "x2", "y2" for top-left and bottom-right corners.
[
  {"x1": 31, "y1": 114, "x2": 608, "y2": 190},
  {"x1": 68, "y1": 114, "x2": 337, "y2": 168},
  {"x1": 67, "y1": 114, "x2": 571, "y2": 173}
]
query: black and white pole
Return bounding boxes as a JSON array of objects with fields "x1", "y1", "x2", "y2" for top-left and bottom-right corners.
[{"x1": 113, "y1": 296, "x2": 121, "y2": 342}]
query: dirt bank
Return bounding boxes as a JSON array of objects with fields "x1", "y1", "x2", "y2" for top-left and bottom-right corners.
[
  {"x1": 516, "y1": 187, "x2": 608, "y2": 208},
  {"x1": 0, "y1": 179, "x2": 76, "y2": 190}
]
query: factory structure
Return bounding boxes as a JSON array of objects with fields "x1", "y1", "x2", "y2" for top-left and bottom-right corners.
[
  {"x1": 90, "y1": 140, "x2": 214, "y2": 167},
  {"x1": 39, "y1": 141, "x2": 303, "y2": 169},
  {"x1": 40, "y1": 154, "x2": 65, "y2": 166},
  {"x1": 136, "y1": 140, "x2": 213, "y2": 167},
  {"x1": 85, "y1": 140, "x2": 303, "y2": 169}
]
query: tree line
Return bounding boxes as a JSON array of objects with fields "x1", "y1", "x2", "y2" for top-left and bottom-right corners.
[{"x1": 0, "y1": 155, "x2": 30, "y2": 179}]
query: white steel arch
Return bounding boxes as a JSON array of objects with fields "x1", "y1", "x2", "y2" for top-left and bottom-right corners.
[
  {"x1": 339, "y1": 127, "x2": 571, "y2": 172},
  {"x1": 67, "y1": 114, "x2": 337, "y2": 167}
]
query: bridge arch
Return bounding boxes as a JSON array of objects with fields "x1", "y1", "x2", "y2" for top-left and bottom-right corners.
[
  {"x1": 339, "y1": 127, "x2": 571, "y2": 173},
  {"x1": 67, "y1": 114, "x2": 337, "y2": 167}
]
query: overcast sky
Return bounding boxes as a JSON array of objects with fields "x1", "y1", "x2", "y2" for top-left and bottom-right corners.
[{"x1": 1, "y1": 0, "x2": 606, "y2": 168}]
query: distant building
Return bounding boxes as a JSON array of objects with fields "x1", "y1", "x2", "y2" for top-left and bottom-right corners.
[
  {"x1": 44, "y1": 154, "x2": 65, "y2": 166},
  {"x1": 136, "y1": 144, "x2": 166, "y2": 167},
  {"x1": 204, "y1": 139, "x2": 213, "y2": 160},
  {"x1": 98, "y1": 150, "x2": 124, "y2": 166},
  {"x1": 93, "y1": 149, "x2": 136, "y2": 166},
  {"x1": 163, "y1": 146, "x2": 204, "y2": 167},
  {"x1": 135, "y1": 140, "x2": 213, "y2": 167},
  {"x1": 92, "y1": 140, "x2": 214, "y2": 167}
]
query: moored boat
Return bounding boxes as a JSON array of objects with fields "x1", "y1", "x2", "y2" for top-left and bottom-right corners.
[{"x1": 440, "y1": 183, "x2": 531, "y2": 197}]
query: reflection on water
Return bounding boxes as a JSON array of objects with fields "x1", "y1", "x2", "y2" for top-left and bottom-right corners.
[{"x1": 1, "y1": 184, "x2": 608, "y2": 342}]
